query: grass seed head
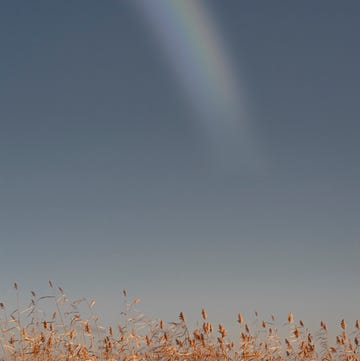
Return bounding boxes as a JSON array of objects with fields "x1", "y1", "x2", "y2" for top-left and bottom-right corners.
[
  {"x1": 288, "y1": 312, "x2": 294, "y2": 324},
  {"x1": 341, "y1": 319, "x2": 346, "y2": 330},
  {"x1": 179, "y1": 311, "x2": 185, "y2": 323},
  {"x1": 201, "y1": 308, "x2": 207, "y2": 320}
]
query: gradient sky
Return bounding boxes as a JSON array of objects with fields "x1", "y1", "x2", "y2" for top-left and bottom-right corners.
[{"x1": 1, "y1": 0, "x2": 360, "y2": 337}]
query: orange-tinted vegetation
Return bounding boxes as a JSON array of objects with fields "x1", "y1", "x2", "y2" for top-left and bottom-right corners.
[{"x1": 1, "y1": 282, "x2": 359, "y2": 361}]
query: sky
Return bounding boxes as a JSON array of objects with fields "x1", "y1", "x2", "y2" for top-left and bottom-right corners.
[{"x1": 1, "y1": 0, "x2": 360, "y2": 337}]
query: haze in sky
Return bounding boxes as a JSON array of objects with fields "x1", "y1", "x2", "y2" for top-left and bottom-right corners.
[{"x1": 1, "y1": 0, "x2": 359, "y2": 336}]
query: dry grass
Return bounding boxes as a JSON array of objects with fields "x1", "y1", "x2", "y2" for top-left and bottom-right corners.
[{"x1": 1, "y1": 282, "x2": 359, "y2": 361}]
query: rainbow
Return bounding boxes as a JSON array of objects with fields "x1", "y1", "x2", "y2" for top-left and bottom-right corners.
[{"x1": 136, "y1": 0, "x2": 253, "y2": 166}]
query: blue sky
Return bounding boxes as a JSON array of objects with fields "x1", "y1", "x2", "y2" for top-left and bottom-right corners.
[{"x1": 1, "y1": 0, "x2": 359, "y2": 337}]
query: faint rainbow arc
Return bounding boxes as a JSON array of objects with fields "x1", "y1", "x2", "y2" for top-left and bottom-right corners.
[{"x1": 136, "y1": 0, "x2": 252, "y2": 164}]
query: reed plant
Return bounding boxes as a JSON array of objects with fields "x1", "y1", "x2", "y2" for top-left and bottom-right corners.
[{"x1": 0, "y1": 282, "x2": 359, "y2": 361}]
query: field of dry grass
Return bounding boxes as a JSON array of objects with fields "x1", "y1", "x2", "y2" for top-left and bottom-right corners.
[{"x1": 0, "y1": 282, "x2": 359, "y2": 361}]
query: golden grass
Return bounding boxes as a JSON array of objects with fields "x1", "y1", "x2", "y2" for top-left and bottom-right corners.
[{"x1": 1, "y1": 282, "x2": 359, "y2": 361}]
